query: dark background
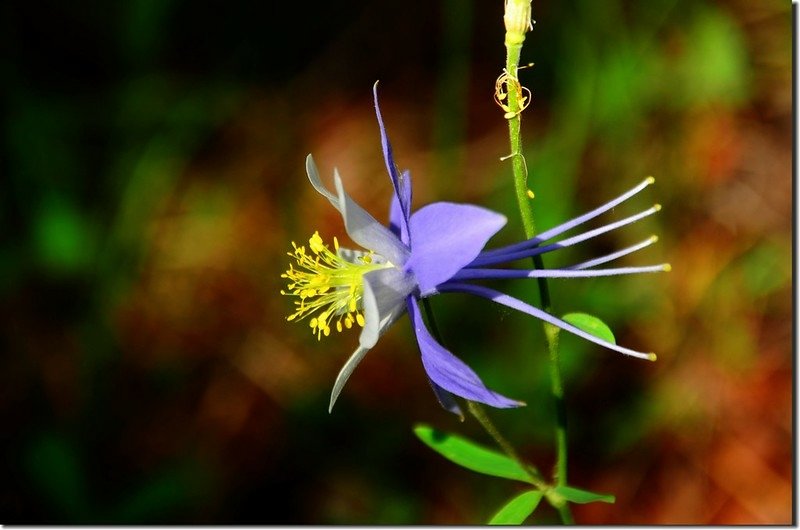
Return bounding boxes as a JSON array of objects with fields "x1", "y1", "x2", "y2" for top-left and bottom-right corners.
[{"x1": 0, "y1": 0, "x2": 792, "y2": 523}]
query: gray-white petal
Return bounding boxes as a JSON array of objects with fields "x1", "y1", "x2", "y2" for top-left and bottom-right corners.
[
  {"x1": 328, "y1": 268, "x2": 413, "y2": 413},
  {"x1": 337, "y1": 246, "x2": 387, "y2": 266},
  {"x1": 306, "y1": 154, "x2": 340, "y2": 210},
  {"x1": 328, "y1": 293, "x2": 407, "y2": 413},
  {"x1": 359, "y1": 267, "x2": 415, "y2": 349},
  {"x1": 329, "y1": 345, "x2": 369, "y2": 413},
  {"x1": 333, "y1": 170, "x2": 410, "y2": 266}
]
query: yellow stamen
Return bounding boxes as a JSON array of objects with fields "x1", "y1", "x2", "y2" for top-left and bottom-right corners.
[{"x1": 281, "y1": 231, "x2": 392, "y2": 340}]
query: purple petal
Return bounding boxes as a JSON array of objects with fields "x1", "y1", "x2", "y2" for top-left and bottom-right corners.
[
  {"x1": 534, "y1": 177, "x2": 655, "y2": 243},
  {"x1": 389, "y1": 169, "x2": 412, "y2": 244},
  {"x1": 438, "y1": 282, "x2": 656, "y2": 361},
  {"x1": 452, "y1": 264, "x2": 670, "y2": 281},
  {"x1": 359, "y1": 268, "x2": 415, "y2": 349},
  {"x1": 406, "y1": 202, "x2": 506, "y2": 295},
  {"x1": 471, "y1": 204, "x2": 662, "y2": 267},
  {"x1": 478, "y1": 176, "x2": 656, "y2": 259},
  {"x1": 566, "y1": 236, "x2": 659, "y2": 270},
  {"x1": 428, "y1": 379, "x2": 463, "y2": 417},
  {"x1": 374, "y1": 83, "x2": 412, "y2": 239},
  {"x1": 407, "y1": 298, "x2": 523, "y2": 408}
]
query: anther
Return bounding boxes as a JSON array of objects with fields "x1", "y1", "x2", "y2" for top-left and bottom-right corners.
[{"x1": 281, "y1": 231, "x2": 393, "y2": 340}]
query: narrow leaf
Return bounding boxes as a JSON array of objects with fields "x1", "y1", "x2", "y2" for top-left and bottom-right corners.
[
  {"x1": 489, "y1": 490, "x2": 543, "y2": 525},
  {"x1": 553, "y1": 485, "x2": 615, "y2": 504},
  {"x1": 413, "y1": 425, "x2": 533, "y2": 483},
  {"x1": 562, "y1": 313, "x2": 616, "y2": 344}
]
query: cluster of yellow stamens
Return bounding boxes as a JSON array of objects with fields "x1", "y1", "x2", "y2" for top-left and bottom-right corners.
[{"x1": 281, "y1": 231, "x2": 391, "y2": 340}]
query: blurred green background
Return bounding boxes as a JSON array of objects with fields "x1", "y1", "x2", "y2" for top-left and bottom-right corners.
[{"x1": 0, "y1": 0, "x2": 792, "y2": 524}]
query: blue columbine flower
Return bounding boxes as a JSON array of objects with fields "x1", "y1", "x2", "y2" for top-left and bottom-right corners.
[{"x1": 282, "y1": 84, "x2": 669, "y2": 414}]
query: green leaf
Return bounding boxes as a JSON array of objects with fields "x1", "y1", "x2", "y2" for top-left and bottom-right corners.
[
  {"x1": 553, "y1": 485, "x2": 615, "y2": 504},
  {"x1": 413, "y1": 425, "x2": 533, "y2": 484},
  {"x1": 562, "y1": 313, "x2": 616, "y2": 344},
  {"x1": 489, "y1": 490, "x2": 543, "y2": 525}
]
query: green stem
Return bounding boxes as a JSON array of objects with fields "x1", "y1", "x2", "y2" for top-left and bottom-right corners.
[
  {"x1": 545, "y1": 323, "x2": 567, "y2": 486},
  {"x1": 466, "y1": 401, "x2": 547, "y2": 489},
  {"x1": 504, "y1": 43, "x2": 537, "y2": 238},
  {"x1": 556, "y1": 503, "x2": 575, "y2": 525},
  {"x1": 503, "y1": 0, "x2": 571, "y2": 510},
  {"x1": 420, "y1": 299, "x2": 546, "y2": 490}
]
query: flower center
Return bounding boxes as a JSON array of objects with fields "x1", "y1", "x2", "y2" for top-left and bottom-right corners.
[{"x1": 281, "y1": 231, "x2": 392, "y2": 340}]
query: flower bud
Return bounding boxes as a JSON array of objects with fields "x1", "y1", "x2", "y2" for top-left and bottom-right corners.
[{"x1": 504, "y1": 0, "x2": 532, "y2": 46}]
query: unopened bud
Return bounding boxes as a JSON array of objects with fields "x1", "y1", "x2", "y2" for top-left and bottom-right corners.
[{"x1": 504, "y1": 0, "x2": 532, "y2": 46}]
